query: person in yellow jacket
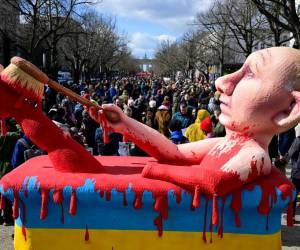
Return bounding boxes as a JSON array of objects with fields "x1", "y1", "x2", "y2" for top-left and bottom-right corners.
[{"x1": 184, "y1": 109, "x2": 210, "y2": 142}]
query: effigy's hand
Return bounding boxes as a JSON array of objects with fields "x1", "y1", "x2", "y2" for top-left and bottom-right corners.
[{"x1": 89, "y1": 104, "x2": 126, "y2": 130}]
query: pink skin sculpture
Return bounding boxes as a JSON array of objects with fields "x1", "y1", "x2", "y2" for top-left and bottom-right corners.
[{"x1": 90, "y1": 47, "x2": 300, "y2": 200}]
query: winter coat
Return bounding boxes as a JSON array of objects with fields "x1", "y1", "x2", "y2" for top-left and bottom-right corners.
[
  {"x1": 184, "y1": 109, "x2": 210, "y2": 142},
  {"x1": 288, "y1": 136, "x2": 300, "y2": 179},
  {"x1": 154, "y1": 105, "x2": 171, "y2": 137},
  {"x1": 0, "y1": 132, "x2": 20, "y2": 178}
]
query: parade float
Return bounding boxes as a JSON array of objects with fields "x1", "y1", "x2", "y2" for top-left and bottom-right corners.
[{"x1": 0, "y1": 47, "x2": 299, "y2": 250}]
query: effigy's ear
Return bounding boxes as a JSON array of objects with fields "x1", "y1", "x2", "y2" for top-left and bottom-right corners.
[
  {"x1": 273, "y1": 91, "x2": 300, "y2": 129},
  {"x1": 0, "y1": 64, "x2": 3, "y2": 73}
]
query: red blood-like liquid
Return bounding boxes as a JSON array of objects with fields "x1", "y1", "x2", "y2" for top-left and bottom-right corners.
[
  {"x1": 0, "y1": 156, "x2": 294, "y2": 241},
  {"x1": 85, "y1": 225, "x2": 89, "y2": 241}
]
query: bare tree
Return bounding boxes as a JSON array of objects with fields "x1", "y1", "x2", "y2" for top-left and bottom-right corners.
[
  {"x1": 195, "y1": 1, "x2": 231, "y2": 75},
  {"x1": 154, "y1": 40, "x2": 187, "y2": 79},
  {"x1": 114, "y1": 48, "x2": 139, "y2": 77},
  {"x1": 61, "y1": 12, "x2": 129, "y2": 83},
  {"x1": 0, "y1": 0, "x2": 19, "y2": 66},
  {"x1": 3, "y1": 0, "x2": 99, "y2": 65},
  {"x1": 191, "y1": 32, "x2": 219, "y2": 81},
  {"x1": 251, "y1": 0, "x2": 300, "y2": 48},
  {"x1": 219, "y1": 0, "x2": 267, "y2": 56}
]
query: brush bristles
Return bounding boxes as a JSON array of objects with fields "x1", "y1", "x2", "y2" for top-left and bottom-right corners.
[{"x1": 1, "y1": 64, "x2": 44, "y2": 102}]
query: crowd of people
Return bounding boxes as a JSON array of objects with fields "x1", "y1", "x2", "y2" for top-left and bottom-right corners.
[
  {"x1": 0, "y1": 75, "x2": 299, "y2": 225},
  {"x1": 42, "y1": 77, "x2": 225, "y2": 156}
]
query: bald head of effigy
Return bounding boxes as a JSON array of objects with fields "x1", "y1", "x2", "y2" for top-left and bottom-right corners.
[{"x1": 215, "y1": 47, "x2": 300, "y2": 136}]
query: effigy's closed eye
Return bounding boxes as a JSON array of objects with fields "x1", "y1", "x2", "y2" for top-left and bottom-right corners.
[{"x1": 243, "y1": 67, "x2": 255, "y2": 79}]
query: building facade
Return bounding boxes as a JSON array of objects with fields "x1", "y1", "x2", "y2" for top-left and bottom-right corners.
[{"x1": 0, "y1": 0, "x2": 19, "y2": 66}]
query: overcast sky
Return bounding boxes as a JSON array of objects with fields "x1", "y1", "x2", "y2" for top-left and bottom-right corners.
[{"x1": 96, "y1": 0, "x2": 212, "y2": 58}]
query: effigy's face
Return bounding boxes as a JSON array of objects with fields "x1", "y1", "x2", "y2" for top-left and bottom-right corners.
[{"x1": 216, "y1": 47, "x2": 299, "y2": 134}]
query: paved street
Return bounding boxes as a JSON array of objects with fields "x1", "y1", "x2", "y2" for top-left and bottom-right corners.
[
  {"x1": 282, "y1": 210, "x2": 300, "y2": 250},
  {"x1": 0, "y1": 223, "x2": 13, "y2": 250}
]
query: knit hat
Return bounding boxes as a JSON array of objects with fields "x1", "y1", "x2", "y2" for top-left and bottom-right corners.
[
  {"x1": 200, "y1": 117, "x2": 212, "y2": 133},
  {"x1": 128, "y1": 98, "x2": 135, "y2": 107},
  {"x1": 162, "y1": 96, "x2": 171, "y2": 108},
  {"x1": 149, "y1": 100, "x2": 156, "y2": 108}
]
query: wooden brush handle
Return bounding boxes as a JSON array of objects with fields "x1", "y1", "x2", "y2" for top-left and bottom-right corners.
[
  {"x1": 11, "y1": 57, "x2": 100, "y2": 109},
  {"x1": 47, "y1": 79, "x2": 100, "y2": 108},
  {"x1": 9, "y1": 57, "x2": 125, "y2": 124}
]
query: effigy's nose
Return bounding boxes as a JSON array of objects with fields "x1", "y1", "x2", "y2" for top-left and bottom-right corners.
[
  {"x1": 216, "y1": 77, "x2": 234, "y2": 96},
  {"x1": 215, "y1": 71, "x2": 241, "y2": 96}
]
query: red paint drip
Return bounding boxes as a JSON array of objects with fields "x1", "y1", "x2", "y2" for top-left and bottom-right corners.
[
  {"x1": 122, "y1": 191, "x2": 128, "y2": 206},
  {"x1": 258, "y1": 184, "x2": 276, "y2": 215},
  {"x1": 202, "y1": 196, "x2": 209, "y2": 243},
  {"x1": 266, "y1": 196, "x2": 274, "y2": 231},
  {"x1": 230, "y1": 190, "x2": 242, "y2": 228},
  {"x1": 53, "y1": 190, "x2": 64, "y2": 224},
  {"x1": 53, "y1": 190, "x2": 64, "y2": 204},
  {"x1": 255, "y1": 168, "x2": 293, "y2": 228},
  {"x1": 85, "y1": 224, "x2": 89, "y2": 241},
  {"x1": 192, "y1": 185, "x2": 201, "y2": 208},
  {"x1": 133, "y1": 192, "x2": 143, "y2": 209},
  {"x1": 13, "y1": 190, "x2": 19, "y2": 219},
  {"x1": 153, "y1": 195, "x2": 168, "y2": 237},
  {"x1": 24, "y1": 179, "x2": 29, "y2": 198},
  {"x1": 33, "y1": 180, "x2": 39, "y2": 190},
  {"x1": 21, "y1": 225, "x2": 27, "y2": 241},
  {"x1": 40, "y1": 189, "x2": 49, "y2": 220},
  {"x1": 0, "y1": 194, "x2": 6, "y2": 210},
  {"x1": 69, "y1": 190, "x2": 77, "y2": 216},
  {"x1": 218, "y1": 196, "x2": 226, "y2": 238},
  {"x1": 99, "y1": 190, "x2": 104, "y2": 198},
  {"x1": 20, "y1": 199, "x2": 27, "y2": 241},
  {"x1": 154, "y1": 214, "x2": 163, "y2": 237},
  {"x1": 212, "y1": 194, "x2": 219, "y2": 226},
  {"x1": 154, "y1": 196, "x2": 168, "y2": 220},
  {"x1": 209, "y1": 212, "x2": 213, "y2": 244},
  {"x1": 246, "y1": 183, "x2": 255, "y2": 191},
  {"x1": 106, "y1": 190, "x2": 111, "y2": 201},
  {"x1": 175, "y1": 190, "x2": 182, "y2": 204}
]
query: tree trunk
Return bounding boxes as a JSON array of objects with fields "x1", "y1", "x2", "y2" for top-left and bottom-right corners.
[
  {"x1": 73, "y1": 69, "x2": 81, "y2": 84},
  {"x1": 2, "y1": 34, "x2": 11, "y2": 67},
  {"x1": 292, "y1": 30, "x2": 300, "y2": 49}
]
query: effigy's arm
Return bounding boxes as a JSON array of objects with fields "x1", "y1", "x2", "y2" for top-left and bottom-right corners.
[
  {"x1": 11, "y1": 101, "x2": 103, "y2": 173},
  {"x1": 90, "y1": 105, "x2": 221, "y2": 165},
  {"x1": 0, "y1": 82, "x2": 103, "y2": 173},
  {"x1": 175, "y1": 139, "x2": 222, "y2": 163},
  {"x1": 142, "y1": 143, "x2": 272, "y2": 194}
]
